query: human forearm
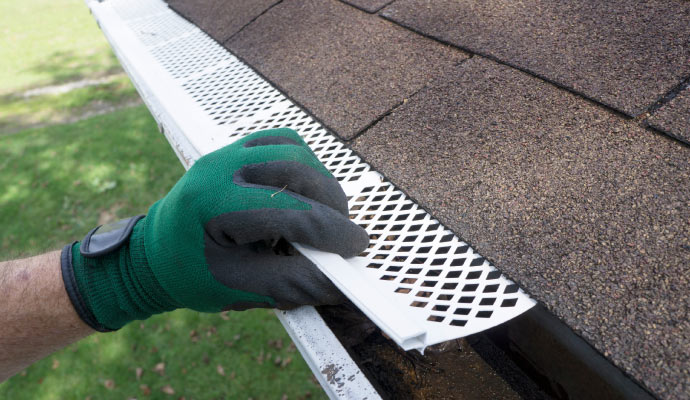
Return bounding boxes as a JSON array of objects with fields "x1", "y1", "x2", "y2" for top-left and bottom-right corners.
[{"x1": 0, "y1": 251, "x2": 93, "y2": 382}]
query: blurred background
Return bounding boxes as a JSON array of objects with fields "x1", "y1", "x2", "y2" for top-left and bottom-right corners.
[{"x1": 0, "y1": 0, "x2": 324, "y2": 398}]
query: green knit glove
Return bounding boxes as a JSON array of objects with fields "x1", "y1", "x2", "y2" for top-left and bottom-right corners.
[{"x1": 61, "y1": 128, "x2": 369, "y2": 331}]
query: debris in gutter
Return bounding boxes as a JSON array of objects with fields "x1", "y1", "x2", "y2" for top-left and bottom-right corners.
[{"x1": 319, "y1": 303, "x2": 550, "y2": 399}]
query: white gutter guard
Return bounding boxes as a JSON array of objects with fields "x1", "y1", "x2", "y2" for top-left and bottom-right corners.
[{"x1": 86, "y1": 0, "x2": 536, "y2": 393}]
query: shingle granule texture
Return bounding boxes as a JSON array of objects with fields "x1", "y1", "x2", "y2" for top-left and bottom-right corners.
[
  {"x1": 352, "y1": 57, "x2": 690, "y2": 400},
  {"x1": 381, "y1": 0, "x2": 690, "y2": 117},
  {"x1": 648, "y1": 87, "x2": 690, "y2": 144},
  {"x1": 339, "y1": 0, "x2": 392, "y2": 13},
  {"x1": 166, "y1": 0, "x2": 279, "y2": 43},
  {"x1": 225, "y1": 0, "x2": 468, "y2": 139}
]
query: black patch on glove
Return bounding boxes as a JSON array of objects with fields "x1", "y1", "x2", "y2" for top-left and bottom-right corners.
[
  {"x1": 243, "y1": 135, "x2": 300, "y2": 148},
  {"x1": 205, "y1": 230, "x2": 347, "y2": 309},
  {"x1": 204, "y1": 155, "x2": 369, "y2": 309},
  {"x1": 234, "y1": 161, "x2": 349, "y2": 216},
  {"x1": 80, "y1": 215, "x2": 145, "y2": 258}
]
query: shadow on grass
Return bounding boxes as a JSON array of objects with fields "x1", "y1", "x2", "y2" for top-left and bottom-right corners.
[
  {"x1": 0, "y1": 308, "x2": 324, "y2": 399},
  {"x1": 15, "y1": 49, "x2": 123, "y2": 94},
  {"x1": 0, "y1": 75, "x2": 141, "y2": 135},
  {"x1": 0, "y1": 106, "x2": 180, "y2": 259}
]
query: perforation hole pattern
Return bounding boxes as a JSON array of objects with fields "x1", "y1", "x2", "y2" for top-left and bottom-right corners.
[
  {"x1": 181, "y1": 63, "x2": 285, "y2": 126},
  {"x1": 348, "y1": 182, "x2": 524, "y2": 327},
  {"x1": 129, "y1": 10, "x2": 194, "y2": 47},
  {"x1": 112, "y1": 0, "x2": 168, "y2": 21},
  {"x1": 150, "y1": 31, "x2": 232, "y2": 80},
  {"x1": 108, "y1": 0, "x2": 532, "y2": 334},
  {"x1": 220, "y1": 107, "x2": 375, "y2": 184}
]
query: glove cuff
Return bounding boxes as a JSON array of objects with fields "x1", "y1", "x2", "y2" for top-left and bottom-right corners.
[
  {"x1": 62, "y1": 218, "x2": 177, "y2": 331},
  {"x1": 61, "y1": 242, "x2": 113, "y2": 332}
]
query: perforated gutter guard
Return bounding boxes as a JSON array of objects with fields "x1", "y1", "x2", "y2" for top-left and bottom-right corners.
[{"x1": 86, "y1": 0, "x2": 537, "y2": 395}]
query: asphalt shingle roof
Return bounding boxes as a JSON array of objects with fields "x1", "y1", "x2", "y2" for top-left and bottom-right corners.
[
  {"x1": 167, "y1": 0, "x2": 279, "y2": 43},
  {"x1": 382, "y1": 0, "x2": 690, "y2": 117},
  {"x1": 340, "y1": 0, "x2": 393, "y2": 13},
  {"x1": 649, "y1": 86, "x2": 690, "y2": 144},
  {"x1": 165, "y1": 1, "x2": 690, "y2": 398},
  {"x1": 226, "y1": 0, "x2": 467, "y2": 139}
]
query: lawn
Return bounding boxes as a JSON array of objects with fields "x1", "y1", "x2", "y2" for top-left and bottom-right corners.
[
  {"x1": 0, "y1": 74, "x2": 139, "y2": 135},
  {"x1": 1, "y1": 308, "x2": 320, "y2": 400},
  {"x1": 0, "y1": 107, "x2": 182, "y2": 259},
  {"x1": 0, "y1": 0, "x2": 122, "y2": 94},
  {"x1": 0, "y1": 0, "x2": 140, "y2": 135},
  {"x1": 0, "y1": 0, "x2": 326, "y2": 398}
]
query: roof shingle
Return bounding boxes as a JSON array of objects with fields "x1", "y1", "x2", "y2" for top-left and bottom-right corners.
[
  {"x1": 339, "y1": 0, "x2": 392, "y2": 13},
  {"x1": 164, "y1": 0, "x2": 690, "y2": 397},
  {"x1": 649, "y1": 87, "x2": 690, "y2": 144},
  {"x1": 225, "y1": 0, "x2": 468, "y2": 139},
  {"x1": 381, "y1": 0, "x2": 690, "y2": 117},
  {"x1": 166, "y1": 0, "x2": 280, "y2": 43}
]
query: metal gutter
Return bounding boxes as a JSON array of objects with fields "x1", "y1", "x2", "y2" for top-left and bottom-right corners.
[
  {"x1": 276, "y1": 307, "x2": 379, "y2": 399},
  {"x1": 482, "y1": 305, "x2": 656, "y2": 400}
]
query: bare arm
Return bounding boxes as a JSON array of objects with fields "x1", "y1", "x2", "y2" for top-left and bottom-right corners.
[{"x1": 0, "y1": 251, "x2": 93, "y2": 382}]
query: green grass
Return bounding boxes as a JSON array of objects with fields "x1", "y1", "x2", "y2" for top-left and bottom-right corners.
[
  {"x1": 0, "y1": 0, "x2": 123, "y2": 94},
  {"x1": 0, "y1": 106, "x2": 180, "y2": 258},
  {"x1": 2, "y1": 309, "x2": 320, "y2": 400},
  {"x1": 0, "y1": 0, "x2": 140, "y2": 136},
  {"x1": 0, "y1": 108, "x2": 326, "y2": 399},
  {"x1": 0, "y1": 74, "x2": 140, "y2": 135}
]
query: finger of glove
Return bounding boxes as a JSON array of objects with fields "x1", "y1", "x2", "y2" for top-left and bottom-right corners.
[
  {"x1": 238, "y1": 128, "x2": 310, "y2": 150},
  {"x1": 236, "y1": 161, "x2": 349, "y2": 216},
  {"x1": 195, "y1": 128, "x2": 329, "y2": 178},
  {"x1": 239, "y1": 132, "x2": 334, "y2": 180},
  {"x1": 205, "y1": 236, "x2": 346, "y2": 309},
  {"x1": 242, "y1": 134, "x2": 302, "y2": 148},
  {"x1": 205, "y1": 203, "x2": 369, "y2": 258}
]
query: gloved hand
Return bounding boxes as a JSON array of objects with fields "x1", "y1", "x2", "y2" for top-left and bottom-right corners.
[{"x1": 61, "y1": 128, "x2": 369, "y2": 331}]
